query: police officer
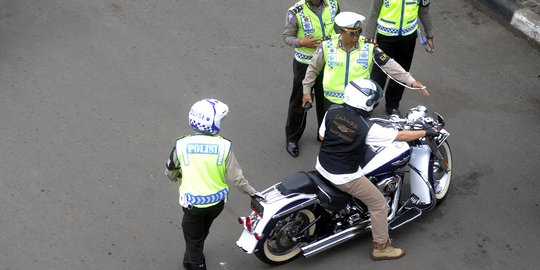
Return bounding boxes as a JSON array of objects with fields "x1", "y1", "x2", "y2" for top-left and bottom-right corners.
[
  {"x1": 364, "y1": 0, "x2": 435, "y2": 117},
  {"x1": 316, "y1": 78, "x2": 439, "y2": 260},
  {"x1": 165, "y1": 98, "x2": 259, "y2": 270},
  {"x1": 302, "y1": 11, "x2": 429, "y2": 111},
  {"x1": 283, "y1": 0, "x2": 339, "y2": 157}
]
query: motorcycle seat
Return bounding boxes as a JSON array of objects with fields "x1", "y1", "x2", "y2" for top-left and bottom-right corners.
[
  {"x1": 277, "y1": 171, "x2": 319, "y2": 195},
  {"x1": 276, "y1": 171, "x2": 352, "y2": 211},
  {"x1": 306, "y1": 171, "x2": 352, "y2": 211}
]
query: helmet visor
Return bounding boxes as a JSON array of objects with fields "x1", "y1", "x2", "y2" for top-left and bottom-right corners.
[{"x1": 349, "y1": 80, "x2": 383, "y2": 105}]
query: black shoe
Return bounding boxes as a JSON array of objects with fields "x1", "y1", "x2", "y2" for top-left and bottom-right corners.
[
  {"x1": 183, "y1": 262, "x2": 206, "y2": 270},
  {"x1": 286, "y1": 142, "x2": 299, "y2": 157},
  {"x1": 386, "y1": 108, "x2": 403, "y2": 118}
]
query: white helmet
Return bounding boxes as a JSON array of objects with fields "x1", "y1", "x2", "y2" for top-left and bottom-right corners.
[
  {"x1": 188, "y1": 98, "x2": 229, "y2": 135},
  {"x1": 334, "y1": 11, "x2": 365, "y2": 32},
  {"x1": 343, "y1": 79, "x2": 384, "y2": 112}
]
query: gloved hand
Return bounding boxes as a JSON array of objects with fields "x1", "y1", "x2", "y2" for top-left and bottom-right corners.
[{"x1": 424, "y1": 127, "x2": 440, "y2": 137}]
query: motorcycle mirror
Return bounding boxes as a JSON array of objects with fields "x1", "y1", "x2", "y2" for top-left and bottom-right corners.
[{"x1": 434, "y1": 112, "x2": 445, "y2": 129}]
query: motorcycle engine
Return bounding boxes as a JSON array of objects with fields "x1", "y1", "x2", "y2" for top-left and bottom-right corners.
[{"x1": 376, "y1": 175, "x2": 400, "y2": 195}]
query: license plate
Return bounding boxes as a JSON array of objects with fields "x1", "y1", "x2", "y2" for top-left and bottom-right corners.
[
  {"x1": 250, "y1": 197, "x2": 264, "y2": 216},
  {"x1": 437, "y1": 129, "x2": 450, "y2": 147}
]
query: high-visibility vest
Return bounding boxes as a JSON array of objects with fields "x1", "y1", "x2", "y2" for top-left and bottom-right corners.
[
  {"x1": 289, "y1": 0, "x2": 338, "y2": 64},
  {"x1": 176, "y1": 134, "x2": 230, "y2": 208},
  {"x1": 377, "y1": 0, "x2": 419, "y2": 36},
  {"x1": 322, "y1": 36, "x2": 374, "y2": 104}
]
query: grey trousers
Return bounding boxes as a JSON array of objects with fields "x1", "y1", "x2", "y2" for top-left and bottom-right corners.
[{"x1": 336, "y1": 176, "x2": 389, "y2": 244}]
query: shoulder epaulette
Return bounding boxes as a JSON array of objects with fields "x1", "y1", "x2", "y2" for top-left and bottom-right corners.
[
  {"x1": 291, "y1": 5, "x2": 303, "y2": 14},
  {"x1": 364, "y1": 38, "x2": 376, "y2": 44}
]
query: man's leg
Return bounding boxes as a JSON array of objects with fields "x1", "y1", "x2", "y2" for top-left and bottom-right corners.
[
  {"x1": 378, "y1": 33, "x2": 417, "y2": 112},
  {"x1": 336, "y1": 176, "x2": 405, "y2": 260},
  {"x1": 313, "y1": 72, "x2": 325, "y2": 134},
  {"x1": 181, "y1": 202, "x2": 224, "y2": 269},
  {"x1": 336, "y1": 176, "x2": 389, "y2": 243},
  {"x1": 285, "y1": 59, "x2": 309, "y2": 144},
  {"x1": 285, "y1": 59, "x2": 309, "y2": 156}
]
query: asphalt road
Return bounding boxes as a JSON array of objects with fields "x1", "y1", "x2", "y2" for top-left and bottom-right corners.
[{"x1": 1, "y1": 0, "x2": 539, "y2": 269}]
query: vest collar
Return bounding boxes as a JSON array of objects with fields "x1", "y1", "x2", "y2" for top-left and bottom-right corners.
[{"x1": 338, "y1": 36, "x2": 360, "y2": 51}]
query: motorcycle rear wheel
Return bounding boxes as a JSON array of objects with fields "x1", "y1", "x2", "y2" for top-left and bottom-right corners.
[
  {"x1": 254, "y1": 209, "x2": 316, "y2": 265},
  {"x1": 430, "y1": 140, "x2": 452, "y2": 202}
]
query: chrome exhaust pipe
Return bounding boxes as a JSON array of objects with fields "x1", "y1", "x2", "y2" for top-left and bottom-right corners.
[{"x1": 301, "y1": 223, "x2": 369, "y2": 257}]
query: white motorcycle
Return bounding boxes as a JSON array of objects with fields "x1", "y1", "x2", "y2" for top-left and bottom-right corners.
[{"x1": 236, "y1": 105, "x2": 452, "y2": 265}]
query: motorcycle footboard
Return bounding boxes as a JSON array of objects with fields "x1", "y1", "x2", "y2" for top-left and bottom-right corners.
[{"x1": 389, "y1": 207, "x2": 422, "y2": 230}]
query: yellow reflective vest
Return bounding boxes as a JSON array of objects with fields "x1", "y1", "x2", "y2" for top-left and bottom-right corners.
[
  {"x1": 322, "y1": 36, "x2": 374, "y2": 104},
  {"x1": 176, "y1": 134, "x2": 230, "y2": 208},
  {"x1": 289, "y1": 0, "x2": 338, "y2": 64},
  {"x1": 377, "y1": 0, "x2": 419, "y2": 36}
]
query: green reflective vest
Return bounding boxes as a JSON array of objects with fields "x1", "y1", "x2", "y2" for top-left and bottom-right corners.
[
  {"x1": 176, "y1": 134, "x2": 230, "y2": 208},
  {"x1": 322, "y1": 36, "x2": 374, "y2": 104},
  {"x1": 377, "y1": 0, "x2": 419, "y2": 36},
  {"x1": 290, "y1": 0, "x2": 338, "y2": 64}
]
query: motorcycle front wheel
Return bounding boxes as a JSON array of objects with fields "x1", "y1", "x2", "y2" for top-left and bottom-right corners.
[
  {"x1": 254, "y1": 209, "x2": 316, "y2": 265},
  {"x1": 430, "y1": 140, "x2": 453, "y2": 202}
]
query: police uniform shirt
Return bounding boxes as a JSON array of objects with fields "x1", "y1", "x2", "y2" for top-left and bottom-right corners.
[
  {"x1": 316, "y1": 112, "x2": 398, "y2": 185},
  {"x1": 302, "y1": 37, "x2": 416, "y2": 96}
]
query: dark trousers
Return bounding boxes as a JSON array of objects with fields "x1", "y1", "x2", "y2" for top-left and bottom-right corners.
[
  {"x1": 181, "y1": 201, "x2": 224, "y2": 270},
  {"x1": 285, "y1": 59, "x2": 324, "y2": 143},
  {"x1": 370, "y1": 32, "x2": 418, "y2": 110}
]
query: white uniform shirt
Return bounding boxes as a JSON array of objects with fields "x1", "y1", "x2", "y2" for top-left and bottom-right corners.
[{"x1": 316, "y1": 114, "x2": 398, "y2": 185}]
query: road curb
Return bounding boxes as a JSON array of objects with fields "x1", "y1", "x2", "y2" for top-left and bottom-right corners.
[
  {"x1": 478, "y1": 0, "x2": 540, "y2": 44},
  {"x1": 511, "y1": 7, "x2": 540, "y2": 43}
]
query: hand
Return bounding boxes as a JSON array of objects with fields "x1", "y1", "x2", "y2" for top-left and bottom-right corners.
[
  {"x1": 165, "y1": 168, "x2": 181, "y2": 182},
  {"x1": 302, "y1": 94, "x2": 313, "y2": 108},
  {"x1": 411, "y1": 81, "x2": 429, "y2": 96},
  {"x1": 424, "y1": 126, "x2": 440, "y2": 137},
  {"x1": 426, "y1": 37, "x2": 435, "y2": 53},
  {"x1": 299, "y1": 36, "x2": 321, "y2": 48},
  {"x1": 250, "y1": 192, "x2": 264, "y2": 200}
]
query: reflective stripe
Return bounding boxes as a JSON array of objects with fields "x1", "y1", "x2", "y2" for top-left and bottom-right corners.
[
  {"x1": 323, "y1": 90, "x2": 344, "y2": 99},
  {"x1": 294, "y1": 51, "x2": 313, "y2": 63},
  {"x1": 186, "y1": 188, "x2": 228, "y2": 206},
  {"x1": 377, "y1": 20, "x2": 417, "y2": 36}
]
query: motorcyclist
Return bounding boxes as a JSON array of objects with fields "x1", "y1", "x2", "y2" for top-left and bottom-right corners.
[
  {"x1": 165, "y1": 98, "x2": 259, "y2": 269},
  {"x1": 315, "y1": 78, "x2": 438, "y2": 260}
]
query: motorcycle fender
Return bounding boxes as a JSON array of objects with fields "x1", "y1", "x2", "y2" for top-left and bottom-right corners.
[
  {"x1": 236, "y1": 229, "x2": 259, "y2": 254},
  {"x1": 236, "y1": 192, "x2": 317, "y2": 254},
  {"x1": 409, "y1": 145, "x2": 432, "y2": 204}
]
